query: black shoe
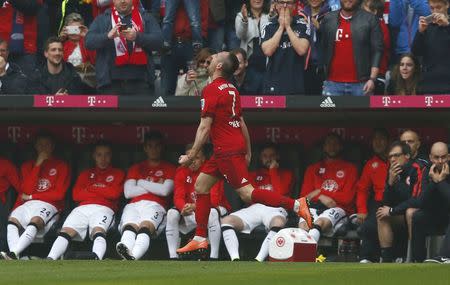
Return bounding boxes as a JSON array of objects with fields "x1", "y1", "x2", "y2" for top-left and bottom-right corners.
[
  {"x1": 424, "y1": 256, "x2": 450, "y2": 264},
  {"x1": 116, "y1": 243, "x2": 135, "y2": 260}
]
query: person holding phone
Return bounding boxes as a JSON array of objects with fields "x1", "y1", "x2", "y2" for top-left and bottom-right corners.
[
  {"x1": 376, "y1": 141, "x2": 424, "y2": 262},
  {"x1": 412, "y1": 0, "x2": 450, "y2": 94}
]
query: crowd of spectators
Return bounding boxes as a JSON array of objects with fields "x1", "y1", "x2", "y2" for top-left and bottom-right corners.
[{"x1": 0, "y1": 0, "x2": 449, "y2": 96}]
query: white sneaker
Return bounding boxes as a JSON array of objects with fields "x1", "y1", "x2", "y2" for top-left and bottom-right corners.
[{"x1": 359, "y1": 259, "x2": 372, "y2": 264}]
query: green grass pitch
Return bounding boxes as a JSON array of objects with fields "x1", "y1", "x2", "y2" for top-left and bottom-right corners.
[{"x1": 0, "y1": 261, "x2": 448, "y2": 285}]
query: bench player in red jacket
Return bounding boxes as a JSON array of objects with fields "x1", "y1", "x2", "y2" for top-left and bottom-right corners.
[
  {"x1": 116, "y1": 131, "x2": 176, "y2": 260},
  {"x1": 222, "y1": 143, "x2": 295, "y2": 261},
  {"x1": 1, "y1": 131, "x2": 70, "y2": 260},
  {"x1": 299, "y1": 133, "x2": 358, "y2": 243},
  {"x1": 177, "y1": 51, "x2": 312, "y2": 256},
  {"x1": 166, "y1": 144, "x2": 230, "y2": 260},
  {"x1": 47, "y1": 141, "x2": 125, "y2": 260}
]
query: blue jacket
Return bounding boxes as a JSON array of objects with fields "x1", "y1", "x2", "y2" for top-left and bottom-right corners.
[
  {"x1": 389, "y1": 0, "x2": 430, "y2": 55},
  {"x1": 85, "y1": 8, "x2": 162, "y2": 88}
]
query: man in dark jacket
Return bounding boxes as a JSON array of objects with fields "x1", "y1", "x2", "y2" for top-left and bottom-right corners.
[
  {"x1": 319, "y1": 0, "x2": 383, "y2": 96},
  {"x1": 31, "y1": 37, "x2": 84, "y2": 95},
  {"x1": 377, "y1": 141, "x2": 424, "y2": 262},
  {"x1": 411, "y1": 142, "x2": 450, "y2": 262},
  {"x1": 412, "y1": 0, "x2": 450, "y2": 94},
  {"x1": 0, "y1": 39, "x2": 27, "y2": 94},
  {"x1": 85, "y1": 0, "x2": 162, "y2": 95}
]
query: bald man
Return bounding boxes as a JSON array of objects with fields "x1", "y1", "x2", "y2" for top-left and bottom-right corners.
[
  {"x1": 412, "y1": 142, "x2": 450, "y2": 263},
  {"x1": 400, "y1": 130, "x2": 428, "y2": 168}
]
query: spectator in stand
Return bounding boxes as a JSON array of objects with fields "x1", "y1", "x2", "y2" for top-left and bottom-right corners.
[
  {"x1": 160, "y1": 0, "x2": 208, "y2": 96},
  {"x1": 208, "y1": 0, "x2": 227, "y2": 52},
  {"x1": 319, "y1": 0, "x2": 383, "y2": 96},
  {"x1": 0, "y1": 156, "x2": 20, "y2": 252},
  {"x1": 302, "y1": 0, "x2": 331, "y2": 95},
  {"x1": 299, "y1": 133, "x2": 358, "y2": 244},
  {"x1": 389, "y1": 0, "x2": 430, "y2": 62},
  {"x1": 222, "y1": 143, "x2": 294, "y2": 262},
  {"x1": 230, "y1": 48, "x2": 254, "y2": 94},
  {"x1": 356, "y1": 128, "x2": 390, "y2": 263},
  {"x1": 166, "y1": 143, "x2": 230, "y2": 260},
  {"x1": 386, "y1": 53, "x2": 421, "y2": 95},
  {"x1": 0, "y1": 131, "x2": 71, "y2": 260},
  {"x1": 0, "y1": 0, "x2": 43, "y2": 77},
  {"x1": 235, "y1": 0, "x2": 271, "y2": 95},
  {"x1": 175, "y1": 47, "x2": 215, "y2": 96},
  {"x1": 320, "y1": 0, "x2": 383, "y2": 96},
  {"x1": 85, "y1": 0, "x2": 162, "y2": 95},
  {"x1": 412, "y1": 0, "x2": 450, "y2": 94},
  {"x1": 261, "y1": 0, "x2": 311, "y2": 95},
  {"x1": 225, "y1": 0, "x2": 245, "y2": 50},
  {"x1": 0, "y1": 40, "x2": 28, "y2": 94},
  {"x1": 377, "y1": 141, "x2": 423, "y2": 262},
  {"x1": 31, "y1": 37, "x2": 85, "y2": 95},
  {"x1": 47, "y1": 141, "x2": 125, "y2": 261},
  {"x1": 362, "y1": 0, "x2": 391, "y2": 95},
  {"x1": 162, "y1": 0, "x2": 203, "y2": 53},
  {"x1": 60, "y1": 13, "x2": 97, "y2": 89},
  {"x1": 410, "y1": 142, "x2": 449, "y2": 262}
]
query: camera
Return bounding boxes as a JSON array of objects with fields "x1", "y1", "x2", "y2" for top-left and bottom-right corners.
[
  {"x1": 424, "y1": 14, "x2": 434, "y2": 24},
  {"x1": 118, "y1": 23, "x2": 129, "y2": 32},
  {"x1": 66, "y1": 26, "x2": 80, "y2": 35}
]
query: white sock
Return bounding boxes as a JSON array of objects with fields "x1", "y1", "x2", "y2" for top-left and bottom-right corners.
[
  {"x1": 309, "y1": 228, "x2": 321, "y2": 242},
  {"x1": 120, "y1": 230, "x2": 137, "y2": 250},
  {"x1": 7, "y1": 224, "x2": 20, "y2": 252},
  {"x1": 92, "y1": 235, "x2": 107, "y2": 260},
  {"x1": 47, "y1": 235, "x2": 70, "y2": 260},
  {"x1": 193, "y1": 236, "x2": 206, "y2": 242},
  {"x1": 255, "y1": 230, "x2": 276, "y2": 262},
  {"x1": 165, "y1": 209, "x2": 181, "y2": 258},
  {"x1": 12, "y1": 224, "x2": 38, "y2": 255},
  {"x1": 208, "y1": 209, "x2": 221, "y2": 259},
  {"x1": 131, "y1": 233, "x2": 150, "y2": 260},
  {"x1": 222, "y1": 226, "x2": 240, "y2": 260}
]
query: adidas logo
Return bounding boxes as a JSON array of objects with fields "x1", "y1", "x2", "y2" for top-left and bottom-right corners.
[
  {"x1": 152, "y1": 96, "x2": 167, "y2": 107},
  {"x1": 241, "y1": 178, "x2": 248, "y2": 184},
  {"x1": 320, "y1": 97, "x2": 336, "y2": 108}
]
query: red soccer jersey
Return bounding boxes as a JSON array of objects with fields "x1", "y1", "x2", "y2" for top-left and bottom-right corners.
[
  {"x1": 355, "y1": 155, "x2": 388, "y2": 214},
  {"x1": 201, "y1": 77, "x2": 246, "y2": 156},
  {"x1": 300, "y1": 159, "x2": 358, "y2": 214},
  {"x1": 72, "y1": 166, "x2": 125, "y2": 212},
  {"x1": 173, "y1": 165, "x2": 230, "y2": 212},
  {"x1": 17, "y1": 158, "x2": 71, "y2": 211},
  {"x1": 328, "y1": 14, "x2": 359, "y2": 83},
  {"x1": 0, "y1": 158, "x2": 20, "y2": 204},
  {"x1": 250, "y1": 168, "x2": 294, "y2": 198},
  {"x1": 126, "y1": 160, "x2": 176, "y2": 209}
]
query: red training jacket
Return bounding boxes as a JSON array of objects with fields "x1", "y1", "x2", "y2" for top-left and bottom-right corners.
[{"x1": 0, "y1": 157, "x2": 20, "y2": 204}]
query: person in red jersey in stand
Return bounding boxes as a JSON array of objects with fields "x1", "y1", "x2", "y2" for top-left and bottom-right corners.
[
  {"x1": 166, "y1": 143, "x2": 230, "y2": 260},
  {"x1": 176, "y1": 50, "x2": 312, "y2": 256},
  {"x1": 47, "y1": 141, "x2": 125, "y2": 260},
  {"x1": 298, "y1": 133, "x2": 358, "y2": 243},
  {"x1": 1, "y1": 131, "x2": 70, "y2": 260},
  {"x1": 116, "y1": 131, "x2": 176, "y2": 260}
]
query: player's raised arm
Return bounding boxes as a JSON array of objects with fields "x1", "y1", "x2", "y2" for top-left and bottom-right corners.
[{"x1": 179, "y1": 117, "x2": 213, "y2": 166}]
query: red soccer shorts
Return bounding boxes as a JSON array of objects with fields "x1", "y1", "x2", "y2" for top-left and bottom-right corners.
[{"x1": 201, "y1": 153, "x2": 251, "y2": 189}]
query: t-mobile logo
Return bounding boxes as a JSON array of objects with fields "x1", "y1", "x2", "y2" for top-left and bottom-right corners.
[
  {"x1": 382, "y1": 96, "x2": 391, "y2": 106},
  {"x1": 255, "y1": 97, "x2": 264, "y2": 107},
  {"x1": 335, "y1": 29, "x2": 343, "y2": 42},
  {"x1": 88, "y1": 96, "x2": 96, "y2": 106},
  {"x1": 425, "y1": 96, "x2": 433, "y2": 107},
  {"x1": 46, "y1": 96, "x2": 55, "y2": 106}
]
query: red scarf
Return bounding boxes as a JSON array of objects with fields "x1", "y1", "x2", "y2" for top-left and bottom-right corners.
[
  {"x1": 111, "y1": 6, "x2": 148, "y2": 66},
  {"x1": 0, "y1": 1, "x2": 41, "y2": 54}
]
